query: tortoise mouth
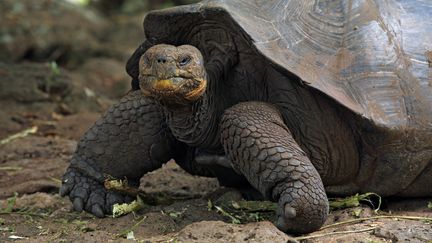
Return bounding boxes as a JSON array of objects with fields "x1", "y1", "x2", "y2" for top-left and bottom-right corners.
[{"x1": 140, "y1": 75, "x2": 206, "y2": 102}]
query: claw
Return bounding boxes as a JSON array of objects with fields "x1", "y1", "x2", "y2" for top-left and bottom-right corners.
[
  {"x1": 92, "y1": 204, "x2": 105, "y2": 218},
  {"x1": 284, "y1": 205, "x2": 296, "y2": 219},
  {"x1": 73, "y1": 197, "x2": 84, "y2": 212},
  {"x1": 275, "y1": 204, "x2": 297, "y2": 232},
  {"x1": 61, "y1": 167, "x2": 138, "y2": 218},
  {"x1": 59, "y1": 184, "x2": 71, "y2": 197}
]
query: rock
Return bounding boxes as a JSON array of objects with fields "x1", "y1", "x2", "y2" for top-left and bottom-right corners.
[
  {"x1": 0, "y1": 0, "x2": 108, "y2": 65},
  {"x1": 0, "y1": 62, "x2": 112, "y2": 138},
  {"x1": 103, "y1": 13, "x2": 145, "y2": 62},
  {"x1": 0, "y1": 62, "x2": 71, "y2": 103},
  {"x1": 71, "y1": 58, "x2": 130, "y2": 99}
]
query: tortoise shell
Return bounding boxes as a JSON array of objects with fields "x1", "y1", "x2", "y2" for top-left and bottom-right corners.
[{"x1": 130, "y1": 0, "x2": 432, "y2": 130}]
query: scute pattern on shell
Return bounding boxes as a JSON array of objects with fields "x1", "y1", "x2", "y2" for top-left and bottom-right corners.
[{"x1": 143, "y1": 0, "x2": 432, "y2": 129}]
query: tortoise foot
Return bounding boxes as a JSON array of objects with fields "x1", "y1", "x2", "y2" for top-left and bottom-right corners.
[
  {"x1": 273, "y1": 184, "x2": 328, "y2": 234},
  {"x1": 60, "y1": 168, "x2": 134, "y2": 217}
]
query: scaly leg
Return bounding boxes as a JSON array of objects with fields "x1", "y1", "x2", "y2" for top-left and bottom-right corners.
[
  {"x1": 220, "y1": 102, "x2": 328, "y2": 234},
  {"x1": 60, "y1": 91, "x2": 181, "y2": 217}
]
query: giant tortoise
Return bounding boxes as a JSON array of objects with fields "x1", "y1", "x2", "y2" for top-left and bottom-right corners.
[{"x1": 60, "y1": 0, "x2": 432, "y2": 234}]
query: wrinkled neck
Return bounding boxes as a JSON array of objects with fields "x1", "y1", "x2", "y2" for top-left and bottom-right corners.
[
  {"x1": 164, "y1": 51, "x2": 234, "y2": 150},
  {"x1": 165, "y1": 84, "x2": 221, "y2": 150}
]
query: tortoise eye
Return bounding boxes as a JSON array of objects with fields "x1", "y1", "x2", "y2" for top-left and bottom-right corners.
[{"x1": 179, "y1": 56, "x2": 191, "y2": 66}]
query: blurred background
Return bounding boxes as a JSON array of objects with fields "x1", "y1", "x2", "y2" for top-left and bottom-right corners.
[
  {"x1": 0, "y1": 0, "x2": 198, "y2": 140},
  {"x1": 0, "y1": 0, "x2": 212, "y2": 222}
]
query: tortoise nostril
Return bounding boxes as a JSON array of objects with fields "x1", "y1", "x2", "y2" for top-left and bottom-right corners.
[{"x1": 156, "y1": 56, "x2": 167, "y2": 64}]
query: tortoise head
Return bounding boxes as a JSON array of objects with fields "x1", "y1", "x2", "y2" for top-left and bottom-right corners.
[{"x1": 138, "y1": 44, "x2": 207, "y2": 105}]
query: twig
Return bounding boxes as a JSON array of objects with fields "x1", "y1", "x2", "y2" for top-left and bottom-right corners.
[
  {"x1": 295, "y1": 227, "x2": 377, "y2": 241},
  {"x1": 231, "y1": 200, "x2": 278, "y2": 212},
  {"x1": 104, "y1": 179, "x2": 141, "y2": 197},
  {"x1": 0, "y1": 126, "x2": 38, "y2": 145},
  {"x1": 214, "y1": 205, "x2": 241, "y2": 224},
  {"x1": 320, "y1": 215, "x2": 432, "y2": 230},
  {"x1": 49, "y1": 176, "x2": 62, "y2": 185},
  {"x1": 329, "y1": 192, "x2": 381, "y2": 211},
  {"x1": 0, "y1": 211, "x2": 48, "y2": 218},
  {"x1": 105, "y1": 179, "x2": 191, "y2": 205},
  {"x1": 116, "y1": 216, "x2": 147, "y2": 238},
  {"x1": 0, "y1": 166, "x2": 23, "y2": 172}
]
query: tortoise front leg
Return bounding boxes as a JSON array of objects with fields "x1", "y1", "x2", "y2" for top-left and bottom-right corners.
[
  {"x1": 220, "y1": 102, "x2": 328, "y2": 234},
  {"x1": 60, "y1": 90, "x2": 181, "y2": 217}
]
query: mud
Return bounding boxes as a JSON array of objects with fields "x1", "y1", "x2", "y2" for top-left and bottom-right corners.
[{"x1": 0, "y1": 1, "x2": 431, "y2": 242}]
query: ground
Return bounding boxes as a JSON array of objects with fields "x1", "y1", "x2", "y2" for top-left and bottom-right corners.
[{"x1": 0, "y1": 1, "x2": 431, "y2": 242}]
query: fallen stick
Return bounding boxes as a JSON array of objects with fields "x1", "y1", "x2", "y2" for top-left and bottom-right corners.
[
  {"x1": 0, "y1": 211, "x2": 48, "y2": 218},
  {"x1": 116, "y1": 216, "x2": 147, "y2": 238},
  {"x1": 104, "y1": 179, "x2": 141, "y2": 197},
  {"x1": 105, "y1": 179, "x2": 166, "y2": 205},
  {"x1": 295, "y1": 227, "x2": 377, "y2": 241},
  {"x1": 320, "y1": 215, "x2": 432, "y2": 230},
  {"x1": 104, "y1": 178, "x2": 195, "y2": 206},
  {"x1": 0, "y1": 166, "x2": 23, "y2": 171},
  {"x1": 0, "y1": 126, "x2": 38, "y2": 145}
]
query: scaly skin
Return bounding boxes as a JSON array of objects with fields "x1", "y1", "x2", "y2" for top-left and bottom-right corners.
[
  {"x1": 220, "y1": 102, "x2": 328, "y2": 234},
  {"x1": 61, "y1": 43, "x2": 331, "y2": 234},
  {"x1": 60, "y1": 90, "x2": 223, "y2": 217},
  {"x1": 60, "y1": 90, "x2": 181, "y2": 217}
]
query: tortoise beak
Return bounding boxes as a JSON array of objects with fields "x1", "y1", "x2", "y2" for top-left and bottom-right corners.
[{"x1": 153, "y1": 79, "x2": 176, "y2": 91}]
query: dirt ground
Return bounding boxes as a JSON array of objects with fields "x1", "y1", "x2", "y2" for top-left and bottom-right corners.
[
  {"x1": 0, "y1": 135, "x2": 431, "y2": 243},
  {"x1": 0, "y1": 1, "x2": 431, "y2": 242}
]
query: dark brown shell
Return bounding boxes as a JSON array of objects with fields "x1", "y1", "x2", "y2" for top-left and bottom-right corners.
[{"x1": 143, "y1": 0, "x2": 432, "y2": 129}]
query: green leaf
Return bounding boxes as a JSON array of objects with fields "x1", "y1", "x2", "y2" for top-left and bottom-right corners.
[
  {"x1": 1, "y1": 193, "x2": 18, "y2": 213},
  {"x1": 0, "y1": 226, "x2": 12, "y2": 232},
  {"x1": 116, "y1": 216, "x2": 146, "y2": 238},
  {"x1": 214, "y1": 205, "x2": 241, "y2": 224},
  {"x1": 49, "y1": 62, "x2": 60, "y2": 76},
  {"x1": 126, "y1": 231, "x2": 135, "y2": 240},
  {"x1": 352, "y1": 208, "x2": 362, "y2": 217},
  {"x1": 329, "y1": 192, "x2": 381, "y2": 212},
  {"x1": 207, "y1": 199, "x2": 213, "y2": 211},
  {"x1": 230, "y1": 200, "x2": 277, "y2": 212},
  {"x1": 112, "y1": 196, "x2": 145, "y2": 218},
  {"x1": 71, "y1": 219, "x2": 88, "y2": 226}
]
